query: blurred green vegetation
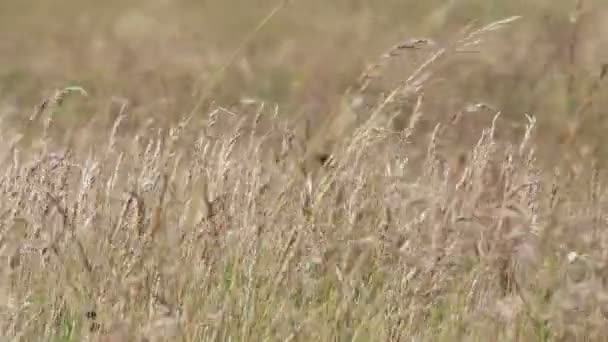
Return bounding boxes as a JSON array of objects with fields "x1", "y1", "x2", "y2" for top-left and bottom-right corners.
[{"x1": 0, "y1": 0, "x2": 607, "y2": 166}]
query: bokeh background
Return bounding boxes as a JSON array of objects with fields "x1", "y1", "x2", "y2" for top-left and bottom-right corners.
[{"x1": 1, "y1": 0, "x2": 607, "y2": 167}]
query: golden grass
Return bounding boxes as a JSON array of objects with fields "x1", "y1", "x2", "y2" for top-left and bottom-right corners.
[{"x1": 1, "y1": 1, "x2": 608, "y2": 341}]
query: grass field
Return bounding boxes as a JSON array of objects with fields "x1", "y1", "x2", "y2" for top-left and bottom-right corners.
[{"x1": 1, "y1": 1, "x2": 608, "y2": 341}]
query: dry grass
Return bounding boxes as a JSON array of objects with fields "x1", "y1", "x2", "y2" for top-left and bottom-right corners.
[{"x1": 2, "y1": 1, "x2": 608, "y2": 341}]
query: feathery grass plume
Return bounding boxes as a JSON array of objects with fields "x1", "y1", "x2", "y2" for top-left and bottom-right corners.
[{"x1": 30, "y1": 86, "x2": 88, "y2": 122}]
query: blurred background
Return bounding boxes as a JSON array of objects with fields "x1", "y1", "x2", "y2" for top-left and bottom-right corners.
[{"x1": 1, "y1": 0, "x2": 607, "y2": 168}]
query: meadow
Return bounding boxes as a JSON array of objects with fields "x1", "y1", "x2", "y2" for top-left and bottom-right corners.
[{"x1": 1, "y1": 0, "x2": 608, "y2": 341}]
